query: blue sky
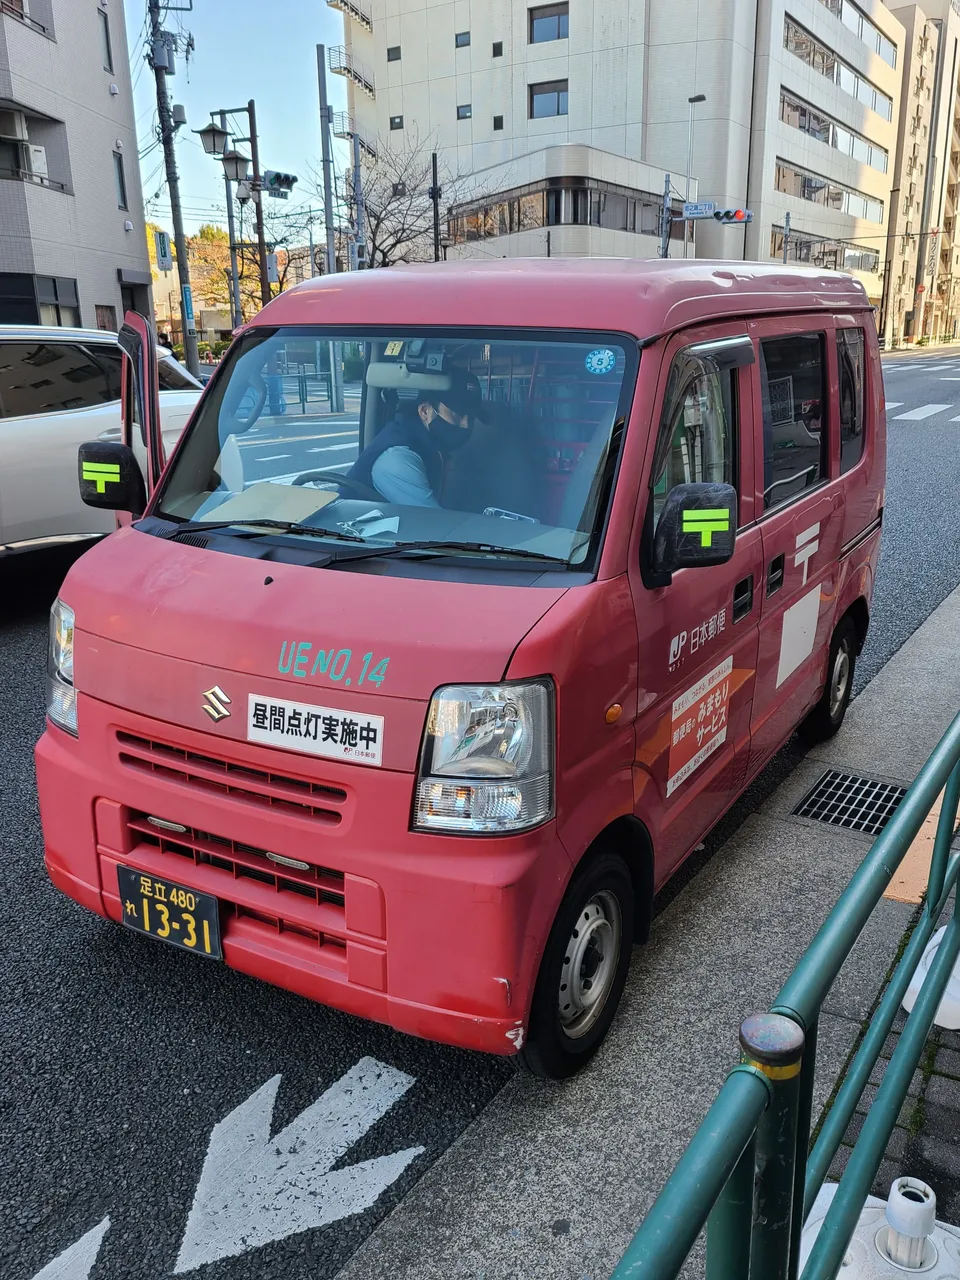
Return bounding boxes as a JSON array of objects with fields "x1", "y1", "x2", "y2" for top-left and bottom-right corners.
[{"x1": 123, "y1": 0, "x2": 349, "y2": 235}]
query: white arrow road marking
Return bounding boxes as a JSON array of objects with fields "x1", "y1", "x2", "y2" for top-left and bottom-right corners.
[
  {"x1": 173, "y1": 1057, "x2": 424, "y2": 1273},
  {"x1": 29, "y1": 1217, "x2": 109, "y2": 1280}
]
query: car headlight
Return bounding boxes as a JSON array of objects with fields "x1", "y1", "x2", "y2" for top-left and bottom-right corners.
[
  {"x1": 47, "y1": 598, "x2": 77, "y2": 735},
  {"x1": 413, "y1": 680, "x2": 554, "y2": 834}
]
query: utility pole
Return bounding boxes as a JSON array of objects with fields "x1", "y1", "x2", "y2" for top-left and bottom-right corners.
[
  {"x1": 659, "y1": 173, "x2": 672, "y2": 259},
  {"x1": 352, "y1": 131, "x2": 366, "y2": 268},
  {"x1": 911, "y1": 18, "x2": 944, "y2": 340},
  {"x1": 148, "y1": 0, "x2": 200, "y2": 376},
  {"x1": 219, "y1": 110, "x2": 243, "y2": 330},
  {"x1": 315, "y1": 45, "x2": 344, "y2": 413},
  {"x1": 430, "y1": 152, "x2": 441, "y2": 262},
  {"x1": 246, "y1": 99, "x2": 271, "y2": 308},
  {"x1": 782, "y1": 212, "x2": 791, "y2": 264}
]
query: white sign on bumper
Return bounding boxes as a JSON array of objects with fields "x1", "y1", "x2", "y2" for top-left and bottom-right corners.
[{"x1": 247, "y1": 693, "x2": 384, "y2": 766}]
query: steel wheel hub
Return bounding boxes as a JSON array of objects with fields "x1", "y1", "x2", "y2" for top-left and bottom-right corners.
[
  {"x1": 830, "y1": 645, "x2": 851, "y2": 718},
  {"x1": 558, "y1": 890, "x2": 622, "y2": 1039}
]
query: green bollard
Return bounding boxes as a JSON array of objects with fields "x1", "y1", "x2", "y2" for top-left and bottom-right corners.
[{"x1": 740, "y1": 1013, "x2": 806, "y2": 1280}]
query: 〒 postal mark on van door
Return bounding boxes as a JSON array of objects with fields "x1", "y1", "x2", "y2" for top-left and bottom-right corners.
[
  {"x1": 667, "y1": 656, "x2": 733, "y2": 796},
  {"x1": 776, "y1": 585, "x2": 822, "y2": 688}
]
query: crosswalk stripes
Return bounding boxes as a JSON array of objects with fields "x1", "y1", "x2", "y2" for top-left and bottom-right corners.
[
  {"x1": 892, "y1": 403, "x2": 952, "y2": 420},
  {"x1": 884, "y1": 402, "x2": 903, "y2": 410}
]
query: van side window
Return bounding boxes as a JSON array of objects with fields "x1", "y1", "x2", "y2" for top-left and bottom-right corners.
[
  {"x1": 0, "y1": 342, "x2": 117, "y2": 418},
  {"x1": 652, "y1": 363, "x2": 735, "y2": 523},
  {"x1": 837, "y1": 328, "x2": 866, "y2": 473},
  {"x1": 759, "y1": 334, "x2": 826, "y2": 509}
]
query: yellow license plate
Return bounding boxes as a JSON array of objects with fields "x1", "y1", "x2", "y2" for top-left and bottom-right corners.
[{"x1": 117, "y1": 866, "x2": 222, "y2": 960}]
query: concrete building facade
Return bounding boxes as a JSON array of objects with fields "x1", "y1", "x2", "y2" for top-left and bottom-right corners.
[
  {"x1": 328, "y1": 0, "x2": 906, "y2": 301},
  {"x1": 0, "y1": 0, "x2": 151, "y2": 330}
]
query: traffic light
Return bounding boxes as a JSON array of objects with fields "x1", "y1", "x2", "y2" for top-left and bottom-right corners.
[
  {"x1": 262, "y1": 170, "x2": 298, "y2": 200},
  {"x1": 714, "y1": 208, "x2": 753, "y2": 225}
]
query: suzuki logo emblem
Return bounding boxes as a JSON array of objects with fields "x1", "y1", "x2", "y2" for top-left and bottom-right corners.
[{"x1": 202, "y1": 685, "x2": 232, "y2": 722}]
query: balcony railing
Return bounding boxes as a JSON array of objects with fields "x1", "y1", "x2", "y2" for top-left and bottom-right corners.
[
  {"x1": 0, "y1": 0, "x2": 49, "y2": 34},
  {"x1": 331, "y1": 112, "x2": 377, "y2": 158},
  {"x1": 0, "y1": 166, "x2": 67, "y2": 192},
  {"x1": 326, "y1": 0, "x2": 372, "y2": 32},
  {"x1": 328, "y1": 46, "x2": 375, "y2": 98}
]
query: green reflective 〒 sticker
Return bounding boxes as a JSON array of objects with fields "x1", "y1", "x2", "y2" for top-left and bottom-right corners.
[
  {"x1": 82, "y1": 462, "x2": 121, "y2": 494},
  {"x1": 682, "y1": 508, "x2": 731, "y2": 548}
]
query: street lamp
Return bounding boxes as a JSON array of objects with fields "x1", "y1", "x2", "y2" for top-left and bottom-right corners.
[
  {"x1": 194, "y1": 120, "x2": 228, "y2": 156},
  {"x1": 221, "y1": 149, "x2": 251, "y2": 183},
  {"x1": 685, "y1": 93, "x2": 706, "y2": 260}
]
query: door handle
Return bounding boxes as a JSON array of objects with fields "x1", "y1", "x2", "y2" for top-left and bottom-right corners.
[
  {"x1": 766, "y1": 554, "x2": 785, "y2": 597},
  {"x1": 733, "y1": 574, "x2": 754, "y2": 623}
]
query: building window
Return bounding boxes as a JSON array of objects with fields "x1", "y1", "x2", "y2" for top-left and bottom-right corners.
[
  {"x1": 783, "y1": 18, "x2": 893, "y2": 121},
  {"x1": 457, "y1": 104, "x2": 472, "y2": 120},
  {"x1": 775, "y1": 157, "x2": 884, "y2": 222},
  {"x1": 98, "y1": 8, "x2": 114, "y2": 72},
  {"x1": 95, "y1": 304, "x2": 118, "y2": 331},
  {"x1": 387, "y1": 45, "x2": 401, "y2": 61},
  {"x1": 389, "y1": 115, "x2": 404, "y2": 130},
  {"x1": 530, "y1": 79, "x2": 568, "y2": 118},
  {"x1": 493, "y1": 40, "x2": 503, "y2": 56},
  {"x1": 113, "y1": 151, "x2": 127, "y2": 209},
  {"x1": 771, "y1": 224, "x2": 880, "y2": 273},
  {"x1": 530, "y1": 3, "x2": 569, "y2": 42},
  {"x1": 779, "y1": 89, "x2": 888, "y2": 173},
  {"x1": 36, "y1": 276, "x2": 81, "y2": 327},
  {"x1": 455, "y1": 30, "x2": 470, "y2": 47},
  {"x1": 815, "y1": 0, "x2": 897, "y2": 68},
  {"x1": 493, "y1": 115, "x2": 504, "y2": 130}
]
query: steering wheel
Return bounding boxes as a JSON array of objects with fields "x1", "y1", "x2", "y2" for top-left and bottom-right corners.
[{"x1": 291, "y1": 469, "x2": 381, "y2": 501}]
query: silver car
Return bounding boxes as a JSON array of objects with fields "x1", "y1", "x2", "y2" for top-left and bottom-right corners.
[{"x1": 0, "y1": 325, "x2": 202, "y2": 556}]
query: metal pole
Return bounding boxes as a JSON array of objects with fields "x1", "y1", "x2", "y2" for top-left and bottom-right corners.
[
  {"x1": 660, "y1": 172, "x2": 672, "y2": 259},
  {"x1": 149, "y1": 0, "x2": 200, "y2": 376},
  {"x1": 315, "y1": 46, "x2": 344, "y2": 413},
  {"x1": 220, "y1": 111, "x2": 243, "y2": 329},
  {"x1": 352, "y1": 131, "x2": 366, "y2": 268},
  {"x1": 546, "y1": 228, "x2": 551, "y2": 257},
  {"x1": 246, "y1": 98, "x2": 271, "y2": 308},
  {"x1": 432, "y1": 151, "x2": 441, "y2": 262},
  {"x1": 308, "y1": 222, "x2": 316, "y2": 278},
  {"x1": 782, "y1": 211, "x2": 791, "y2": 264},
  {"x1": 684, "y1": 104, "x2": 694, "y2": 260},
  {"x1": 739, "y1": 1014, "x2": 805, "y2": 1280},
  {"x1": 705, "y1": 1133, "x2": 756, "y2": 1279},
  {"x1": 912, "y1": 19, "x2": 945, "y2": 340},
  {"x1": 881, "y1": 187, "x2": 899, "y2": 349}
]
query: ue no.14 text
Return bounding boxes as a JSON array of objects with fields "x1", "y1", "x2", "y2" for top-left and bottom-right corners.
[{"x1": 279, "y1": 641, "x2": 390, "y2": 688}]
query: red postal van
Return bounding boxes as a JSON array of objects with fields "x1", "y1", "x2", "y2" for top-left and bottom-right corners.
[{"x1": 36, "y1": 261, "x2": 884, "y2": 1078}]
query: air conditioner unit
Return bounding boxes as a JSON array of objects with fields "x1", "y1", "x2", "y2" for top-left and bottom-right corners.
[
  {"x1": 0, "y1": 110, "x2": 29, "y2": 142},
  {"x1": 28, "y1": 144, "x2": 47, "y2": 178}
]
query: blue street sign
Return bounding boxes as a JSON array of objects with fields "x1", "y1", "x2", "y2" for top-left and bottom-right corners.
[
  {"x1": 683, "y1": 201, "x2": 716, "y2": 219},
  {"x1": 182, "y1": 284, "x2": 196, "y2": 337}
]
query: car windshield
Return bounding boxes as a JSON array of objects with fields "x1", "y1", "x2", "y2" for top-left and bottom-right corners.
[
  {"x1": 154, "y1": 326, "x2": 637, "y2": 569},
  {"x1": 158, "y1": 351, "x2": 202, "y2": 391}
]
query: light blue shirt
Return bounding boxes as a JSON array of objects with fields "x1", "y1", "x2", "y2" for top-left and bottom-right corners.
[{"x1": 371, "y1": 445, "x2": 440, "y2": 507}]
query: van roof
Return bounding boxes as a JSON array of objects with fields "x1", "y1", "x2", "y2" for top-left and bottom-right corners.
[{"x1": 251, "y1": 258, "x2": 872, "y2": 338}]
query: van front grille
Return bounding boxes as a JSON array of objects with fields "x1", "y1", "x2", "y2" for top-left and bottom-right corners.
[{"x1": 117, "y1": 731, "x2": 346, "y2": 825}]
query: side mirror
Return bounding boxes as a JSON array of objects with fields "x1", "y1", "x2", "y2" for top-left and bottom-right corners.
[
  {"x1": 78, "y1": 441, "x2": 147, "y2": 515},
  {"x1": 652, "y1": 482, "x2": 737, "y2": 580}
]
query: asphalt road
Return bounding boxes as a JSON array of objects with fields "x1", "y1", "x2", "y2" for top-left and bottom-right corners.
[{"x1": 2, "y1": 350, "x2": 959, "y2": 1280}]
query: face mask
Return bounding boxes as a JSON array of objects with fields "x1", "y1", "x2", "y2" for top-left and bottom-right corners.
[{"x1": 432, "y1": 419, "x2": 473, "y2": 452}]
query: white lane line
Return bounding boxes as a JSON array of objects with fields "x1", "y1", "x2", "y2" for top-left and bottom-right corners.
[
  {"x1": 306, "y1": 442, "x2": 357, "y2": 453},
  {"x1": 884, "y1": 402, "x2": 903, "y2": 410},
  {"x1": 951, "y1": 415, "x2": 960, "y2": 422},
  {"x1": 30, "y1": 1218, "x2": 110, "y2": 1280},
  {"x1": 173, "y1": 1058, "x2": 424, "y2": 1272},
  {"x1": 255, "y1": 453, "x2": 291, "y2": 461},
  {"x1": 892, "y1": 404, "x2": 952, "y2": 420}
]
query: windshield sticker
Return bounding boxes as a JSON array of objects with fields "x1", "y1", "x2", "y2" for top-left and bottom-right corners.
[
  {"x1": 585, "y1": 348, "x2": 617, "y2": 375},
  {"x1": 667, "y1": 656, "x2": 733, "y2": 797},
  {"x1": 384, "y1": 341, "x2": 404, "y2": 357},
  {"x1": 248, "y1": 694, "x2": 383, "y2": 766},
  {"x1": 278, "y1": 641, "x2": 389, "y2": 688}
]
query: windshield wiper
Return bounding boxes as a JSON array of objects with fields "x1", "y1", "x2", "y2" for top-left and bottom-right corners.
[
  {"x1": 326, "y1": 540, "x2": 571, "y2": 566},
  {"x1": 160, "y1": 518, "x2": 367, "y2": 544}
]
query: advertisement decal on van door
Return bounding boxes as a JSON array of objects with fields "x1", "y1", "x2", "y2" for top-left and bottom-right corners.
[{"x1": 667, "y1": 656, "x2": 734, "y2": 796}]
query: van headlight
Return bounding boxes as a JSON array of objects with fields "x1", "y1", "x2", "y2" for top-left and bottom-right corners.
[
  {"x1": 47, "y1": 598, "x2": 77, "y2": 735},
  {"x1": 413, "y1": 680, "x2": 554, "y2": 834}
]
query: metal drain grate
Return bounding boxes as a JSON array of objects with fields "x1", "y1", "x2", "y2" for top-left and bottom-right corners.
[{"x1": 793, "y1": 770, "x2": 907, "y2": 836}]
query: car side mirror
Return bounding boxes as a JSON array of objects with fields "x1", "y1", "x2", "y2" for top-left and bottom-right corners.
[
  {"x1": 78, "y1": 441, "x2": 147, "y2": 515},
  {"x1": 652, "y1": 482, "x2": 737, "y2": 581}
]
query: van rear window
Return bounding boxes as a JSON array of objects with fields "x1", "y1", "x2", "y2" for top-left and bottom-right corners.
[{"x1": 838, "y1": 328, "x2": 866, "y2": 474}]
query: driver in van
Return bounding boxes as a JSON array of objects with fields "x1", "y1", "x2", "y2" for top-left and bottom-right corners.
[{"x1": 346, "y1": 372, "x2": 484, "y2": 507}]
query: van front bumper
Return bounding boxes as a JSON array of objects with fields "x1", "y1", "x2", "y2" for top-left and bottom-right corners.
[{"x1": 35, "y1": 700, "x2": 571, "y2": 1056}]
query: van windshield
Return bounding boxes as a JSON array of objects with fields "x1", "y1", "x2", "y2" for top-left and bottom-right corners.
[{"x1": 155, "y1": 326, "x2": 637, "y2": 570}]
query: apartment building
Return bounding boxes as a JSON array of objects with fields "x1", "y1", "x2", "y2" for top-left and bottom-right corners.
[
  {"x1": 0, "y1": 0, "x2": 151, "y2": 329},
  {"x1": 328, "y1": 0, "x2": 905, "y2": 300}
]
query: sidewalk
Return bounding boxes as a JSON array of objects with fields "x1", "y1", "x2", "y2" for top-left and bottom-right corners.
[{"x1": 334, "y1": 584, "x2": 960, "y2": 1280}]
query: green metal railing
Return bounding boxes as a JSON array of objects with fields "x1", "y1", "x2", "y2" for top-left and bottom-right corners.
[{"x1": 611, "y1": 710, "x2": 960, "y2": 1280}]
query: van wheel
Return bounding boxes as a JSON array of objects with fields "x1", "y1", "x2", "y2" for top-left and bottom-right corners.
[
  {"x1": 800, "y1": 616, "x2": 857, "y2": 745},
  {"x1": 520, "y1": 852, "x2": 634, "y2": 1080}
]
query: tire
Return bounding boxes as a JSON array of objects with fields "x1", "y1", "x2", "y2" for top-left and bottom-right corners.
[
  {"x1": 520, "y1": 851, "x2": 635, "y2": 1080},
  {"x1": 800, "y1": 615, "x2": 857, "y2": 745}
]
